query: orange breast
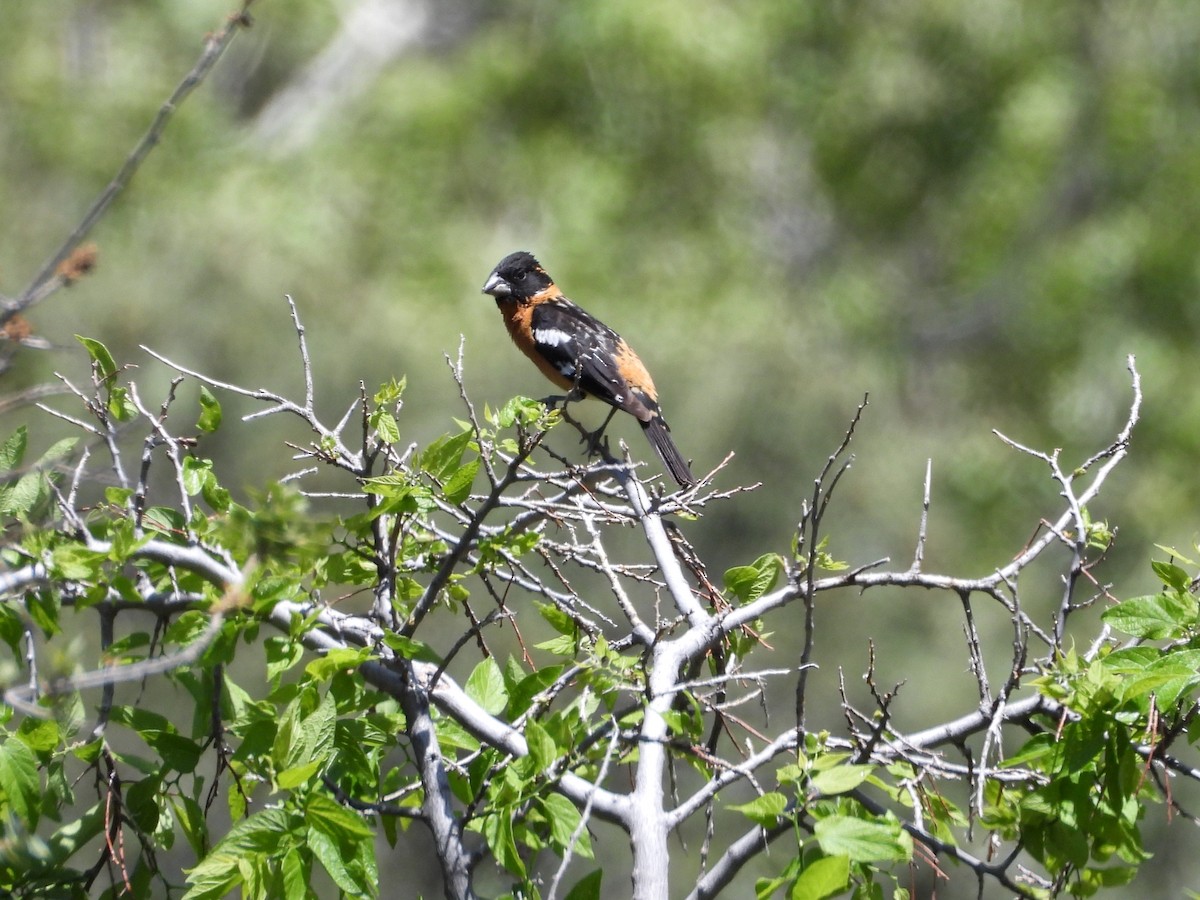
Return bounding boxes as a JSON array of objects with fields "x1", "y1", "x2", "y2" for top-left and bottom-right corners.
[{"x1": 500, "y1": 299, "x2": 575, "y2": 392}]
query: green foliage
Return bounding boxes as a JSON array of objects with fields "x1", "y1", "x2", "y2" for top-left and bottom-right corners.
[
  {"x1": 0, "y1": 426, "x2": 76, "y2": 522},
  {"x1": 0, "y1": 326, "x2": 1197, "y2": 900},
  {"x1": 724, "y1": 553, "x2": 784, "y2": 605},
  {"x1": 196, "y1": 386, "x2": 222, "y2": 434},
  {"x1": 76, "y1": 335, "x2": 135, "y2": 422},
  {"x1": 0, "y1": 325, "x2": 627, "y2": 897},
  {"x1": 983, "y1": 555, "x2": 1200, "y2": 897},
  {"x1": 735, "y1": 746, "x2": 915, "y2": 899}
]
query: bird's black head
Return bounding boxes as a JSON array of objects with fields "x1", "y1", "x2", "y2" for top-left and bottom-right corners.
[{"x1": 481, "y1": 251, "x2": 553, "y2": 301}]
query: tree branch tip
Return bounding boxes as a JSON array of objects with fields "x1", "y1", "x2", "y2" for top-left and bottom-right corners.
[
  {"x1": 844, "y1": 556, "x2": 892, "y2": 578},
  {"x1": 242, "y1": 407, "x2": 285, "y2": 421},
  {"x1": 698, "y1": 450, "x2": 737, "y2": 481}
]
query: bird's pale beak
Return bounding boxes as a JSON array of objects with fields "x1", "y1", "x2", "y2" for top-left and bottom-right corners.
[{"x1": 481, "y1": 272, "x2": 512, "y2": 297}]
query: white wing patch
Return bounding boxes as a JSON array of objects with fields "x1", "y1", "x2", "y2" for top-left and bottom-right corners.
[{"x1": 534, "y1": 327, "x2": 574, "y2": 348}]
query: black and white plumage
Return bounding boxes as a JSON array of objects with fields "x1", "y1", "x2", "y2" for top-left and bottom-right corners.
[{"x1": 482, "y1": 251, "x2": 695, "y2": 487}]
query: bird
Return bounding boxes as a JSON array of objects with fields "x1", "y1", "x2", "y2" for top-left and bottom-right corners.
[{"x1": 481, "y1": 251, "x2": 696, "y2": 488}]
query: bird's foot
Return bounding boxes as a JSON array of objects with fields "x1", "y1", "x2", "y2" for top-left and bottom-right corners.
[
  {"x1": 539, "y1": 387, "x2": 585, "y2": 412},
  {"x1": 581, "y1": 428, "x2": 611, "y2": 458}
]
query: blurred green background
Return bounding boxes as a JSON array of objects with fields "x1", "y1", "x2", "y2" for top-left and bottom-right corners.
[{"x1": 4, "y1": 0, "x2": 1200, "y2": 895}]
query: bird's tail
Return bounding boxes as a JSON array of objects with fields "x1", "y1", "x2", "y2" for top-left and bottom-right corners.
[{"x1": 641, "y1": 416, "x2": 696, "y2": 488}]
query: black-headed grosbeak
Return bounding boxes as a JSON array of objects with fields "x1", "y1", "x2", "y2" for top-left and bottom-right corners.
[{"x1": 482, "y1": 251, "x2": 696, "y2": 488}]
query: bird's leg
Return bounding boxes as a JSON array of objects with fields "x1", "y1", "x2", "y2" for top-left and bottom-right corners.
[
  {"x1": 582, "y1": 405, "x2": 619, "y2": 457},
  {"x1": 545, "y1": 365, "x2": 613, "y2": 458},
  {"x1": 539, "y1": 385, "x2": 586, "y2": 411}
]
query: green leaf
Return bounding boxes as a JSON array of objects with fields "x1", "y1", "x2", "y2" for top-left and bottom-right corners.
[
  {"x1": 0, "y1": 736, "x2": 41, "y2": 828},
  {"x1": 1151, "y1": 559, "x2": 1191, "y2": 592},
  {"x1": 16, "y1": 716, "x2": 60, "y2": 753},
  {"x1": 325, "y1": 550, "x2": 378, "y2": 586},
  {"x1": 47, "y1": 801, "x2": 106, "y2": 863},
  {"x1": 0, "y1": 605, "x2": 25, "y2": 653},
  {"x1": 420, "y1": 429, "x2": 474, "y2": 479},
  {"x1": 75, "y1": 335, "x2": 117, "y2": 381},
  {"x1": 152, "y1": 732, "x2": 204, "y2": 773},
  {"x1": 483, "y1": 810, "x2": 525, "y2": 877},
  {"x1": 266, "y1": 636, "x2": 305, "y2": 681},
  {"x1": 26, "y1": 590, "x2": 61, "y2": 636},
  {"x1": 184, "y1": 851, "x2": 248, "y2": 900},
  {"x1": 306, "y1": 795, "x2": 376, "y2": 895},
  {"x1": 108, "y1": 384, "x2": 137, "y2": 422},
  {"x1": 814, "y1": 815, "x2": 912, "y2": 862},
  {"x1": 278, "y1": 690, "x2": 337, "y2": 771},
  {"x1": 126, "y1": 776, "x2": 162, "y2": 832},
  {"x1": 197, "y1": 386, "x2": 223, "y2": 433},
  {"x1": 183, "y1": 456, "x2": 213, "y2": 496},
  {"x1": 307, "y1": 825, "x2": 363, "y2": 895},
  {"x1": 723, "y1": 553, "x2": 784, "y2": 604},
  {"x1": 535, "y1": 634, "x2": 579, "y2": 656},
  {"x1": 110, "y1": 705, "x2": 174, "y2": 736},
  {"x1": 810, "y1": 764, "x2": 874, "y2": 796},
  {"x1": 0, "y1": 468, "x2": 44, "y2": 518},
  {"x1": 1122, "y1": 652, "x2": 1200, "y2": 707},
  {"x1": 525, "y1": 720, "x2": 557, "y2": 771},
  {"x1": 790, "y1": 855, "x2": 850, "y2": 900},
  {"x1": 373, "y1": 376, "x2": 406, "y2": 407},
  {"x1": 361, "y1": 478, "x2": 432, "y2": 517},
  {"x1": 1078, "y1": 865, "x2": 1139, "y2": 891},
  {"x1": 371, "y1": 409, "x2": 401, "y2": 445},
  {"x1": 75, "y1": 336, "x2": 131, "y2": 420},
  {"x1": 506, "y1": 663, "x2": 565, "y2": 717},
  {"x1": 280, "y1": 848, "x2": 307, "y2": 900},
  {"x1": 277, "y1": 760, "x2": 322, "y2": 789},
  {"x1": 0, "y1": 425, "x2": 27, "y2": 471},
  {"x1": 0, "y1": 429, "x2": 64, "y2": 518},
  {"x1": 1103, "y1": 647, "x2": 1159, "y2": 673},
  {"x1": 39, "y1": 436, "x2": 79, "y2": 467},
  {"x1": 729, "y1": 791, "x2": 788, "y2": 827},
  {"x1": 442, "y1": 458, "x2": 480, "y2": 504},
  {"x1": 381, "y1": 633, "x2": 442, "y2": 664},
  {"x1": 563, "y1": 868, "x2": 603, "y2": 900},
  {"x1": 1102, "y1": 593, "x2": 1197, "y2": 640},
  {"x1": 536, "y1": 602, "x2": 578, "y2": 636},
  {"x1": 1046, "y1": 819, "x2": 1089, "y2": 868},
  {"x1": 51, "y1": 543, "x2": 101, "y2": 580},
  {"x1": 466, "y1": 657, "x2": 508, "y2": 716},
  {"x1": 493, "y1": 396, "x2": 546, "y2": 428},
  {"x1": 0, "y1": 436, "x2": 79, "y2": 519},
  {"x1": 185, "y1": 807, "x2": 293, "y2": 897},
  {"x1": 171, "y1": 795, "x2": 208, "y2": 858},
  {"x1": 304, "y1": 647, "x2": 373, "y2": 681},
  {"x1": 202, "y1": 475, "x2": 231, "y2": 513},
  {"x1": 540, "y1": 792, "x2": 593, "y2": 859},
  {"x1": 143, "y1": 505, "x2": 187, "y2": 536},
  {"x1": 1157, "y1": 549, "x2": 1198, "y2": 574}
]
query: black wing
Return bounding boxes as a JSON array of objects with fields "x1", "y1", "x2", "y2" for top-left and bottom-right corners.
[{"x1": 529, "y1": 299, "x2": 643, "y2": 413}]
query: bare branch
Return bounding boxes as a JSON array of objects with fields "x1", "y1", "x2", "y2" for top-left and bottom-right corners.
[{"x1": 13, "y1": 4, "x2": 256, "y2": 314}]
